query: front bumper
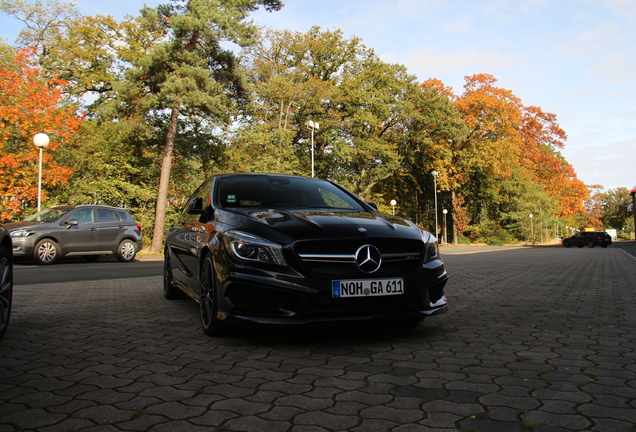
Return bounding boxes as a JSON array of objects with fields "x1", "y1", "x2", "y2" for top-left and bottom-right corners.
[
  {"x1": 11, "y1": 236, "x2": 36, "y2": 258},
  {"x1": 216, "y1": 258, "x2": 449, "y2": 325}
]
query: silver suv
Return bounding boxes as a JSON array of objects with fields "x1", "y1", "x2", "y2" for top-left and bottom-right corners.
[{"x1": 5, "y1": 205, "x2": 143, "y2": 264}]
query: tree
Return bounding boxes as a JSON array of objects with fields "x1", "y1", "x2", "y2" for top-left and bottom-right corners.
[
  {"x1": 235, "y1": 27, "x2": 424, "y2": 201},
  {"x1": 0, "y1": 48, "x2": 83, "y2": 221},
  {"x1": 601, "y1": 187, "x2": 633, "y2": 231},
  {"x1": 124, "y1": 0, "x2": 282, "y2": 253}
]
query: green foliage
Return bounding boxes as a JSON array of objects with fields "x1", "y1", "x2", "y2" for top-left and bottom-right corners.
[
  {"x1": 457, "y1": 235, "x2": 471, "y2": 245},
  {"x1": 0, "y1": 3, "x2": 598, "y2": 244},
  {"x1": 471, "y1": 221, "x2": 516, "y2": 246},
  {"x1": 601, "y1": 187, "x2": 633, "y2": 230}
]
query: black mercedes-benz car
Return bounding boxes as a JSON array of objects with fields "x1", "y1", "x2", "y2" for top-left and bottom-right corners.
[
  {"x1": 0, "y1": 224, "x2": 13, "y2": 341},
  {"x1": 164, "y1": 173, "x2": 448, "y2": 336}
]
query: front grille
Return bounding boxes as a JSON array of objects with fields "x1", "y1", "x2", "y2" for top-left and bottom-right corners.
[{"x1": 292, "y1": 238, "x2": 423, "y2": 278}]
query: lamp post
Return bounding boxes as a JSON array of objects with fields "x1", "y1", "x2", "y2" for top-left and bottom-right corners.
[
  {"x1": 442, "y1": 209, "x2": 448, "y2": 245},
  {"x1": 305, "y1": 120, "x2": 319, "y2": 177},
  {"x1": 33, "y1": 133, "x2": 50, "y2": 212},
  {"x1": 390, "y1": 199, "x2": 397, "y2": 215},
  {"x1": 529, "y1": 214, "x2": 534, "y2": 245},
  {"x1": 431, "y1": 171, "x2": 439, "y2": 238}
]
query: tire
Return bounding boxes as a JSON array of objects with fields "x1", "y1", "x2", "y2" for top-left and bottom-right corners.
[
  {"x1": 163, "y1": 252, "x2": 185, "y2": 300},
  {"x1": 587, "y1": 241, "x2": 594, "y2": 248},
  {"x1": 33, "y1": 239, "x2": 60, "y2": 265},
  {"x1": 82, "y1": 255, "x2": 100, "y2": 262},
  {"x1": 563, "y1": 241, "x2": 570, "y2": 248},
  {"x1": 115, "y1": 239, "x2": 137, "y2": 262},
  {"x1": 0, "y1": 244, "x2": 13, "y2": 341},
  {"x1": 200, "y1": 252, "x2": 224, "y2": 336}
]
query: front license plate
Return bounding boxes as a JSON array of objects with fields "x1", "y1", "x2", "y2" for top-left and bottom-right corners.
[{"x1": 332, "y1": 278, "x2": 404, "y2": 298}]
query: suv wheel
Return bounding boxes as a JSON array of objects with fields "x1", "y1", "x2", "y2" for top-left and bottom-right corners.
[
  {"x1": 116, "y1": 239, "x2": 137, "y2": 262},
  {"x1": 587, "y1": 241, "x2": 594, "y2": 248},
  {"x1": 33, "y1": 239, "x2": 60, "y2": 265}
]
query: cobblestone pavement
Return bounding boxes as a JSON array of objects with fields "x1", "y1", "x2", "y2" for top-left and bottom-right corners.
[{"x1": 1, "y1": 246, "x2": 636, "y2": 431}]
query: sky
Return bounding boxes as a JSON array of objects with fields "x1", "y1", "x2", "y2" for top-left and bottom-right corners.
[{"x1": 1, "y1": 0, "x2": 634, "y2": 191}]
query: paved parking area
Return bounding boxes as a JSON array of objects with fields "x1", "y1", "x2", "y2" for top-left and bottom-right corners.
[{"x1": 1, "y1": 246, "x2": 636, "y2": 431}]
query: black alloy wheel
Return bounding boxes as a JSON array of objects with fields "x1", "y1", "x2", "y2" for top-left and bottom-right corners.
[
  {"x1": 0, "y1": 244, "x2": 13, "y2": 341},
  {"x1": 163, "y1": 252, "x2": 185, "y2": 300},
  {"x1": 199, "y1": 253, "x2": 224, "y2": 336},
  {"x1": 563, "y1": 241, "x2": 570, "y2": 248},
  {"x1": 33, "y1": 239, "x2": 59, "y2": 265}
]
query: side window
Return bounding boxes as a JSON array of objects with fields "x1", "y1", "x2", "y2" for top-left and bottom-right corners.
[
  {"x1": 70, "y1": 208, "x2": 94, "y2": 224},
  {"x1": 182, "y1": 180, "x2": 212, "y2": 225},
  {"x1": 97, "y1": 209, "x2": 121, "y2": 222},
  {"x1": 116, "y1": 211, "x2": 128, "y2": 221}
]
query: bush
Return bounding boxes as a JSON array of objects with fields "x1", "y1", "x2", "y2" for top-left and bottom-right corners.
[
  {"x1": 457, "y1": 235, "x2": 471, "y2": 245},
  {"x1": 474, "y1": 221, "x2": 515, "y2": 246}
]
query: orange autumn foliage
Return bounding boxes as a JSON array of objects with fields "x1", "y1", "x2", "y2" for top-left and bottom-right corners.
[
  {"x1": 425, "y1": 73, "x2": 588, "y2": 218},
  {"x1": 0, "y1": 48, "x2": 83, "y2": 222}
]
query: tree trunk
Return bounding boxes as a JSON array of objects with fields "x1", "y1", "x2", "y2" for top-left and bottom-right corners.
[
  {"x1": 150, "y1": 104, "x2": 180, "y2": 253},
  {"x1": 451, "y1": 190, "x2": 458, "y2": 245}
]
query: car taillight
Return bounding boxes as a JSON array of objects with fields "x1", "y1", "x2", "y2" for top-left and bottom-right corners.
[{"x1": 136, "y1": 223, "x2": 142, "y2": 232}]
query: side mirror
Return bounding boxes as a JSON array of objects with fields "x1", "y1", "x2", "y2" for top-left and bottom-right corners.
[
  {"x1": 65, "y1": 219, "x2": 79, "y2": 229},
  {"x1": 186, "y1": 197, "x2": 205, "y2": 215}
]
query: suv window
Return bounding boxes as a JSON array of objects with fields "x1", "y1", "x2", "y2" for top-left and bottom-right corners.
[
  {"x1": 70, "y1": 208, "x2": 94, "y2": 224},
  {"x1": 97, "y1": 209, "x2": 122, "y2": 222}
]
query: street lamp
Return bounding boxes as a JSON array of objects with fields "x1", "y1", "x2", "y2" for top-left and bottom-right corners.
[
  {"x1": 431, "y1": 171, "x2": 439, "y2": 238},
  {"x1": 442, "y1": 209, "x2": 448, "y2": 245},
  {"x1": 390, "y1": 199, "x2": 397, "y2": 215},
  {"x1": 33, "y1": 133, "x2": 50, "y2": 212},
  {"x1": 305, "y1": 120, "x2": 319, "y2": 177},
  {"x1": 529, "y1": 214, "x2": 534, "y2": 245}
]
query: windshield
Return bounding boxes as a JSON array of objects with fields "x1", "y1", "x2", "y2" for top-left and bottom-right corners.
[
  {"x1": 22, "y1": 208, "x2": 72, "y2": 222},
  {"x1": 218, "y1": 176, "x2": 366, "y2": 211}
]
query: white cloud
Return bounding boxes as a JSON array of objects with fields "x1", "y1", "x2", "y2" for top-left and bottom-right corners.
[
  {"x1": 562, "y1": 139, "x2": 636, "y2": 189},
  {"x1": 386, "y1": 47, "x2": 525, "y2": 86},
  {"x1": 586, "y1": 49, "x2": 636, "y2": 84}
]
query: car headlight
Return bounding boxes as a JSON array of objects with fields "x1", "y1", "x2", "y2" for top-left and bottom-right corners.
[
  {"x1": 223, "y1": 231, "x2": 286, "y2": 265},
  {"x1": 420, "y1": 229, "x2": 440, "y2": 262},
  {"x1": 10, "y1": 229, "x2": 36, "y2": 238}
]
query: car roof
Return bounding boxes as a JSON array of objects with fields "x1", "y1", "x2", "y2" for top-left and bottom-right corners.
[
  {"x1": 215, "y1": 172, "x2": 316, "y2": 181},
  {"x1": 49, "y1": 204, "x2": 129, "y2": 211}
]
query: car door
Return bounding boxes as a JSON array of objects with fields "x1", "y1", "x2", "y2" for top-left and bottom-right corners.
[
  {"x1": 570, "y1": 233, "x2": 584, "y2": 246},
  {"x1": 167, "y1": 181, "x2": 212, "y2": 290},
  {"x1": 58, "y1": 208, "x2": 98, "y2": 253},
  {"x1": 95, "y1": 208, "x2": 126, "y2": 251}
]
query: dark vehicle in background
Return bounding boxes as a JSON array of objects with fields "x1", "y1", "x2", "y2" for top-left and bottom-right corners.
[
  {"x1": 164, "y1": 173, "x2": 448, "y2": 336},
  {"x1": 0, "y1": 225, "x2": 13, "y2": 341},
  {"x1": 5, "y1": 205, "x2": 143, "y2": 265},
  {"x1": 562, "y1": 231, "x2": 612, "y2": 248}
]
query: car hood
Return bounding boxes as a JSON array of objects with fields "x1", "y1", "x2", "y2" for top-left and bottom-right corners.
[
  {"x1": 219, "y1": 208, "x2": 426, "y2": 242},
  {"x1": 3, "y1": 221, "x2": 53, "y2": 231}
]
